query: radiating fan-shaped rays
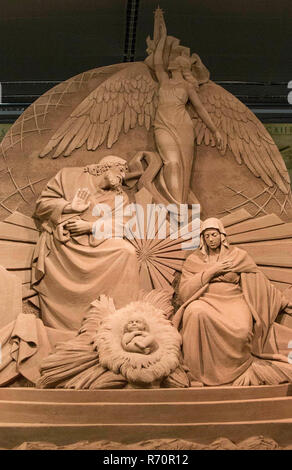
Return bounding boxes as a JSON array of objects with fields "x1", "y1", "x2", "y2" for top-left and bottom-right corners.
[
  {"x1": 124, "y1": 198, "x2": 200, "y2": 291},
  {"x1": 1, "y1": 202, "x2": 292, "y2": 317},
  {"x1": 0, "y1": 211, "x2": 39, "y2": 303},
  {"x1": 125, "y1": 194, "x2": 292, "y2": 299},
  {"x1": 221, "y1": 208, "x2": 292, "y2": 297}
]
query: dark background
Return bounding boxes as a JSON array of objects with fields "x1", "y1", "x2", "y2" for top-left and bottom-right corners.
[
  {"x1": 0, "y1": 0, "x2": 126, "y2": 81},
  {"x1": 137, "y1": 0, "x2": 292, "y2": 83},
  {"x1": 0, "y1": 0, "x2": 291, "y2": 81},
  {"x1": 0, "y1": 0, "x2": 291, "y2": 121}
]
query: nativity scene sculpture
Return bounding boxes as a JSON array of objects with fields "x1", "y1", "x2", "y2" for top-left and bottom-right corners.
[
  {"x1": 0, "y1": 8, "x2": 291, "y2": 390},
  {"x1": 37, "y1": 291, "x2": 189, "y2": 389}
]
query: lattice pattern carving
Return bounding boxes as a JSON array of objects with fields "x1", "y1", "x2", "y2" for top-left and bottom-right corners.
[{"x1": 220, "y1": 184, "x2": 292, "y2": 217}]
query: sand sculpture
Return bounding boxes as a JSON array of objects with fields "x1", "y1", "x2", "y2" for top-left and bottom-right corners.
[{"x1": 0, "y1": 8, "x2": 291, "y2": 392}]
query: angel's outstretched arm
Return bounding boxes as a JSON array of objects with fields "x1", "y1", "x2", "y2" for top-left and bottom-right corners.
[
  {"x1": 153, "y1": 21, "x2": 168, "y2": 84},
  {"x1": 188, "y1": 86, "x2": 224, "y2": 150}
]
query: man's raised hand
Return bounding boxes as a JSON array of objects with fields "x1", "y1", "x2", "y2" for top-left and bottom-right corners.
[{"x1": 70, "y1": 188, "x2": 91, "y2": 213}]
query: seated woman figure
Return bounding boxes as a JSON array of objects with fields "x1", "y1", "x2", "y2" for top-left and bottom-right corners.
[{"x1": 172, "y1": 218, "x2": 292, "y2": 386}]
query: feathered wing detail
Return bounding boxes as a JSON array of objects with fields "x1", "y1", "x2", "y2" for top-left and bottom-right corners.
[
  {"x1": 189, "y1": 81, "x2": 290, "y2": 194},
  {"x1": 38, "y1": 62, "x2": 158, "y2": 159},
  {"x1": 137, "y1": 288, "x2": 174, "y2": 319},
  {"x1": 79, "y1": 295, "x2": 116, "y2": 338},
  {"x1": 37, "y1": 295, "x2": 121, "y2": 389}
]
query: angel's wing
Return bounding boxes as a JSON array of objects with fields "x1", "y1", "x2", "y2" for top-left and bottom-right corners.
[
  {"x1": 137, "y1": 288, "x2": 174, "y2": 319},
  {"x1": 38, "y1": 62, "x2": 158, "y2": 159},
  {"x1": 189, "y1": 81, "x2": 290, "y2": 194}
]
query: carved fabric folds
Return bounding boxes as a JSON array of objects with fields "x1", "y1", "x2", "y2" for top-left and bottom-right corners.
[
  {"x1": 36, "y1": 295, "x2": 190, "y2": 389},
  {"x1": 172, "y1": 246, "x2": 292, "y2": 386},
  {"x1": 32, "y1": 167, "x2": 140, "y2": 331},
  {"x1": 0, "y1": 314, "x2": 74, "y2": 386},
  {"x1": 154, "y1": 82, "x2": 195, "y2": 204}
]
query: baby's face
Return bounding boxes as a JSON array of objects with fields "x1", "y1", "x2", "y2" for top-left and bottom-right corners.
[{"x1": 126, "y1": 318, "x2": 145, "y2": 332}]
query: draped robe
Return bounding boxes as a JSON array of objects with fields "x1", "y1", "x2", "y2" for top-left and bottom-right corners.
[
  {"x1": 32, "y1": 167, "x2": 140, "y2": 331},
  {"x1": 154, "y1": 82, "x2": 195, "y2": 204},
  {"x1": 172, "y1": 246, "x2": 292, "y2": 386}
]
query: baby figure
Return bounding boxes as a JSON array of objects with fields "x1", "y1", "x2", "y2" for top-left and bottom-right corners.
[{"x1": 121, "y1": 316, "x2": 157, "y2": 355}]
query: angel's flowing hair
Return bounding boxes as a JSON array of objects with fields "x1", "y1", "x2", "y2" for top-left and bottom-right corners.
[
  {"x1": 168, "y1": 55, "x2": 199, "y2": 90},
  {"x1": 182, "y1": 69, "x2": 199, "y2": 91}
]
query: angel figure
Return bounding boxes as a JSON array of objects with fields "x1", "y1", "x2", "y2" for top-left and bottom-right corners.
[
  {"x1": 152, "y1": 17, "x2": 223, "y2": 204},
  {"x1": 21, "y1": 6, "x2": 290, "y2": 219}
]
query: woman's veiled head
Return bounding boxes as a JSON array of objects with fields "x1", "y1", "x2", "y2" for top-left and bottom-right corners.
[{"x1": 199, "y1": 218, "x2": 229, "y2": 255}]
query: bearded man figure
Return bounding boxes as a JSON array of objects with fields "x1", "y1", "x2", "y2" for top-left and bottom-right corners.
[{"x1": 32, "y1": 155, "x2": 140, "y2": 331}]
